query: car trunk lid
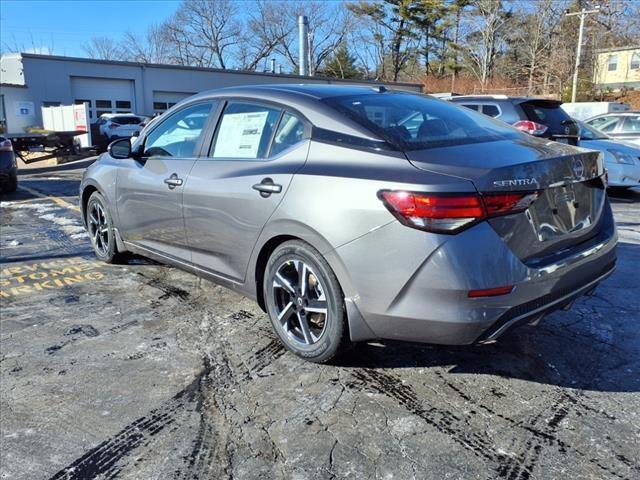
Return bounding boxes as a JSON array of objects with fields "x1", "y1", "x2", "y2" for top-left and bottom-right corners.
[{"x1": 406, "y1": 138, "x2": 607, "y2": 264}]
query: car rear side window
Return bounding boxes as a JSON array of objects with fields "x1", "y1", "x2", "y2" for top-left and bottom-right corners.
[
  {"x1": 461, "y1": 104, "x2": 480, "y2": 111},
  {"x1": 210, "y1": 102, "x2": 281, "y2": 159},
  {"x1": 144, "y1": 102, "x2": 213, "y2": 158},
  {"x1": 270, "y1": 112, "x2": 306, "y2": 156},
  {"x1": 323, "y1": 93, "x2": 520, "y2": 150},
  {"x1": 482, "y1": 105, "x2": 501, "y2": 117},
  {"x1": 622, "y1": 116, "x2": 640, "y2": 133},
  {"x1": 112, "y1": 116, "x2": 140, "y2": 125}
]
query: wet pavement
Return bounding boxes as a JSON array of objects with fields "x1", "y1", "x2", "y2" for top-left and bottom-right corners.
[{"x1": 1, "y1": 163, "x2": 639, "y2": 480}]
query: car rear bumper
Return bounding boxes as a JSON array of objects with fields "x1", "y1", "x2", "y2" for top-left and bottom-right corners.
[{"x1": 330, "y1": 206, "x2": 617, "y2": 345}]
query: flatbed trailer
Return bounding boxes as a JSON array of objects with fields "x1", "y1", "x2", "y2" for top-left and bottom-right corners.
[{"x1": 4, "y1": 130, "x2": 86, "y2": 163}]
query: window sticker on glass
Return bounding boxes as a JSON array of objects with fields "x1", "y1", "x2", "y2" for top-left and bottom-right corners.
[{"x1": 213, "y1": 111, "x2": 270, "y2": 158}]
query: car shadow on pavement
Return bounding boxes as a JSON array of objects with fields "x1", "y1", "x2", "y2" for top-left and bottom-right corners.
[
  {"x1": 337, "y1": 325, "x2": 639, "y2": 393},
  {"x1": 608, "y1": 187, "x2": 640, "y2": 203}
]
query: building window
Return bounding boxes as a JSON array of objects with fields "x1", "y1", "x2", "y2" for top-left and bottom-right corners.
[
  {"x1": 96, "y1": 100, "x2": 112, "y2": 109},
  {"x1": 608, "y1": 54, "x2": 618, "y2": 72},
  {"x1": 153, "y1": 102, "x2": 168, "y2": 111},
  {"x1": 42, "y1": 101, "x2": 61, "y2": 107},
  {"x1": 74, "y1": 99, "x2": 92, "y2": 107},
  {"x1": 631, "y1": 52, "x2": 640, "y2": 70},
  {"x1": 115, "y1": 100, "x2": 131, "y2": 109}
]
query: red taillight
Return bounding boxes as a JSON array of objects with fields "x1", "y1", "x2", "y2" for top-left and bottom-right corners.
[
  {"x1": 0, "y1": 139, "x2": 13, "y2": 152},
  {"x1": 109, "y1": 123, "x2": 120, "y2": 129},
  {"x1": 378, "y1": 190, "x2": 538, "y2": 234},
  {"x1": 513, "y1": 120, "x2": 548, "y2": 136},
  {"x1": 483, "y1": 192, "x2": 539, "y2": 216},
  {"x1": 468, "y1": 285, "x2": 514, "y2": 298}
]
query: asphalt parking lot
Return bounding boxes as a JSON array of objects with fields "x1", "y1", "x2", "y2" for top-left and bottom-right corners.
[{"x1": 1, "y1": 161, "x2": 639, "y2": 480}]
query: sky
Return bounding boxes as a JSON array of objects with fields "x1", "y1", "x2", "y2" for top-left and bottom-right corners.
[{"x1": 0, "y1": 0, "x2": 182, "y2": 57}]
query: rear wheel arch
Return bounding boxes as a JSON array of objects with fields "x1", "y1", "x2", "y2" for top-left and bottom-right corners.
[
  {"x1": 254, "y1": 235, "x2": 299, "y2": 311},
  {"x1": 81, "y1": 185, "x2": 99, "y2": 226}
]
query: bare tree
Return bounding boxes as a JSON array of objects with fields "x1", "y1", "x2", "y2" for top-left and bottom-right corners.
[
  {"x1": 2, "y1": 33, "x2": 55, "y2": 56},
  {"x1": 122, "y1": 24, "x2": 172, "y2": 64},
  {"x1": 459, "y1": 0, "x2": 508, "y2": 87},
  {"x1": 306, "y1": 2, "x2": 353, "y2": 75},
  {"x1": 513, "y1": 0, "x2": 564, "y2": 94},
  {"x1": 151, "y1": 0, "x2": 240, "y2": 68},
  {"x1": 236, "y1": 1, "x2": 294, "y2": 71},
  {"x1": 82, "y1": 36, "x2": 123, "y2": 60}
]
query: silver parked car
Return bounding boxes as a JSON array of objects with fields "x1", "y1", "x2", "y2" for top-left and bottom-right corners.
[
  {"x1": 577, "y1": 121, "x2": 640, "y2": 189},
  {"x1": 80, "y1": 85, "x2": 617, "y2": 363},
  {"x1": 584, "y1": 112, "x2": 640, "y2": 146}
]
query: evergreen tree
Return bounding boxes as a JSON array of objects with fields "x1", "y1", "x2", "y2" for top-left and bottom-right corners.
[{"x1": 319, "y1": 43, "x2": 363, "y2": 79}]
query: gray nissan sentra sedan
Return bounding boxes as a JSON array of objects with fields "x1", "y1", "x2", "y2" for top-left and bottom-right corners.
[{"x1": 80, "y1": 84, "x2": 617, "y2": 363}]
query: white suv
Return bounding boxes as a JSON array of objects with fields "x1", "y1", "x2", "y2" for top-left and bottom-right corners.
[{"x1": 97, "y1": 114, "x2": 149, "y2": 140}]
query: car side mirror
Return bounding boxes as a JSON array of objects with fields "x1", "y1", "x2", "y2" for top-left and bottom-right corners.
[
  {"x1": 108, "y1": 138, "x2": 132, "y2": 159},
  {"x1": 131, "y1": 130, "x2": 140, "y2": 138}
]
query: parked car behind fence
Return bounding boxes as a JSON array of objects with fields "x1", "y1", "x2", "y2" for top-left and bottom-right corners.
[{"x1": 448, "y1": 95, "x2": 580, "y2": 146}]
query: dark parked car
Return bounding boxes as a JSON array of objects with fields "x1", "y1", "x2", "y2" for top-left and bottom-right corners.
[
  {"x1": 0, "y1": 136, "x2": 17, "y2": 193},
  {"x1": 448, "y1": 95, "x2": 580, "y2": 145},
  {"x1": 81, "y1": 85, "x2": 616, "y2": 363}
]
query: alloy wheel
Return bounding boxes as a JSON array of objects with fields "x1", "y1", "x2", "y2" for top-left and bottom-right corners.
[
  {"x1": 88, "y1": 202, "x2": 109, "y2": 256},
  {"x1": 272, "y1": 259, "x2": 329, "y2": 345}
]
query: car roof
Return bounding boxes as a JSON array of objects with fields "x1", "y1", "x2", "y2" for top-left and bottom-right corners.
[
  {"x1": 448, "y1": 95, "x2": 561, "y2": 105},
  {"x1": 586, "y1": 112, "x2": 640, "y2": 120},
  {"x1": 195, "y1": 83, "x2": 409, "y2": 101},
  {"x1": 183, "y1": 84, "x2": 423, "y2": 140}
]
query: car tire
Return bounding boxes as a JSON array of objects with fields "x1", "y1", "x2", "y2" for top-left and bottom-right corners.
[
  {"x1": 263, "y1": 240, "x2": 349, "y2": 363},
  {"x1": 4, "y1": 172, "x2": 17, "y2": 193},
  {"x1": 86, "y1": 191, "x2": 127, "y2": 264}
]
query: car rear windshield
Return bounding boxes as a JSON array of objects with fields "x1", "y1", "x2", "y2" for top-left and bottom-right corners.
[
  {"x1": 322, "y1": 93, "x2": 520, "y2": 150},
  {"x1": 112, "y1": 116, "x2": 142, "y2": 125},
  {"x1": 520, "y1": 101, "x2": 574, "y2": 133}
]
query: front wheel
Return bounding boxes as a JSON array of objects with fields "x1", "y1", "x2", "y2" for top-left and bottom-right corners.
[
  {"x1": 263, "y1": 240, "x2": 349, "y2": 363},
  {"x1": 86, "y1": 191, "x2": 126, "y2": 263}
]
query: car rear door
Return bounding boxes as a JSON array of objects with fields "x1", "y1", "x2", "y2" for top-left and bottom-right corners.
[
  {"x1": 618, "y1": 115, "x2": 640, "y2": 144},
  {"x1": 183, "y1": 101, "x2": 310, "y2": 282},
  {"x1": 116, "y1": 101, "x2": 216, "y2": 262}
]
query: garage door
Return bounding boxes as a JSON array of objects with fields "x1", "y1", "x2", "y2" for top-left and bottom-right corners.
[
  {"x1": 152, "y1": 91, "x2": 194, "y2": 114},
  {"x1": 71, "y1": 77, "x2": 135, "y2": 122}
]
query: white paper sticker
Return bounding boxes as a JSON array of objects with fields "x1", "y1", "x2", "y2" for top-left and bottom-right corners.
[{"x1": 213, "y1": 111, "x2": 269, "y2": 158}]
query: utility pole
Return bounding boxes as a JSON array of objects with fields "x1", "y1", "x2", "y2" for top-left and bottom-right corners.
[{"x1": 566, "y1": 6, "x2": 600, "y2": 103}]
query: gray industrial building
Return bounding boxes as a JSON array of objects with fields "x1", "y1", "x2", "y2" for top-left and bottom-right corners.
[{"x1": 0, "y1": 53, "x2": 422, "y2": 134}]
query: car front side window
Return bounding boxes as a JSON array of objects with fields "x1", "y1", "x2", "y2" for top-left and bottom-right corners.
[
  {"x1": 144, "y1": 102, "x2": 213, "y2": 158},
  {"x1": 587, "y1": 116, "x2": 621, "y2": 133}
]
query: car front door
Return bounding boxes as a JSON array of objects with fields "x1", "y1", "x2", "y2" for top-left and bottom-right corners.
[
  {"x1": 116, "y1": 101, "x2": 216, "y2": 262},
  {"x1": 183, "y1": 102, "x2": 310, "y2": 282}
]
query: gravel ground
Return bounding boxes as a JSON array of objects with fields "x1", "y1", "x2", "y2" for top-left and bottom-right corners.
[{"x1": 1, "y1": 165, "x2": 639, "y2": 480}]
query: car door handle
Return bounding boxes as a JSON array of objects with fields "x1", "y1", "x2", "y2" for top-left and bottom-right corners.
[
  {"x1": 164, "y1": 173, "x2": 183, "y2": 189},
  {"x1": 252, "y1": 178, "x2": 282, "y2": 197}
]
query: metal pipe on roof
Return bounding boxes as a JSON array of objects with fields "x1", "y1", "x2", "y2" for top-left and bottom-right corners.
[{"x1": 298, "y1": 16, "x2": 309, "y2": 76}]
